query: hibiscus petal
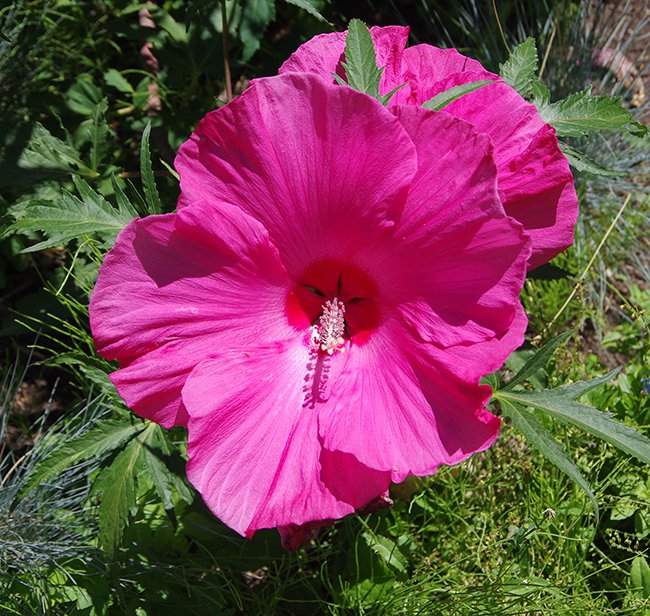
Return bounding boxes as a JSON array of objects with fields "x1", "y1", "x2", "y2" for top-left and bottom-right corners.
[
  {"x1": 392, "y1": 44, "x2": 578, "y2": 268},
  {"x1": 318, "y1": 318, "x2": 500, "y2": 480},
  {"x1": 391, "y1": 44, "x2": 495, "y2": 106},
  {"x1": 174, "y1": 73, "x2": 417, "y2": 277},
  {"x1": 362, "y1": 106, "x2": 529, "y2": 358},
  {"x1": 279, "y1": 26, "x2": 410, "y2": 95},
  {"x1": 182, "y1": 340, "x2": 389, "y2": 537},
  {"x1": 89, "y1": 201, "x2": 294, "y2": 426}
]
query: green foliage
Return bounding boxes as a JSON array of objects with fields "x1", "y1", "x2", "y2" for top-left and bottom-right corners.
[
  {"x1": 140, "y1": 122, "x2": 163, "y2": 215},
  {"x1": 335, "y1": 19, "x2": 404, "y2": 105},
  {"x1": 499, "y1": 37, "x2": 538, "y2": 98},
  {"x1": 337, "y1": 19, "x2": 383, "y2": 97},
  {"x1": 540, "y1": 86, "x2": 648, "y2": 138},
  {"x1": 422, "y1": 80, "x2": 493, "y2": 111},
  {"x1": 23, "y1": 417, "x2": 145, "y2": 495},
  {"x1": 4, "y1": 176, "x2": 136, "y2": 252}
]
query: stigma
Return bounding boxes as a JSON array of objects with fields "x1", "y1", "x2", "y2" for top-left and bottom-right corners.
[{"x1": 313, "y1": 298, "x2": 346, "y2": 355}]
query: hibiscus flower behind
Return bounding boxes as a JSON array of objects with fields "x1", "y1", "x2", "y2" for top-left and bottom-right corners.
[
  {"x1": 280, "y1": 26, "x2": 579, "y2": 270},
  {"x1": 90, "y1": 73, "x2": 531, "y2": 546}
]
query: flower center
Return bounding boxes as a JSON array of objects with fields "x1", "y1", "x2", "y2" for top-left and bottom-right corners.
[
  {"x1": 285, "y1": 260, "x2": 380, "y2": 347},
  {"x1": 313, "y1": 297, "x2": 346, "y2": 355}
]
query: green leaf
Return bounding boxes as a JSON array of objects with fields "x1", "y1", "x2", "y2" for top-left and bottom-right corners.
[
  {"x1": 95, "y1": 433, "x2": 148, "y2": 557},
  {"x1": 239, "y1": 0, "x2": 276, "y2": 62},
  {"x1": 140, "y1": 122, "x2": 162, "y2": 215},
  {"x1": 496, "y1": 373, "x2": 650, "y2": 465},
  {"x1": 558, "y1": 142, "x2": 623, "y2": 177},
  {"x1": 500, "y1": 399, "x2": 599, "y2": 523},
  {"x1": 341, "y1": 19, "x2": 383, "y2": 99},
  {"x1": 280, "y1": 0, "x2": 328, "y2": 23},
  {"x1": 111, "y1": 174, "x2": 139, "y2": 219},
  {"x1": 66, "y1": 75, "x2": 103, "y2": 116},
  {"x1": 23, "y1": 418, "x2": 145, "y2": 494},
  {"x1": 541, "y1": 86, "x2": 647, "y2": 137},
  {"x1": 142, "y1": 425, "x2": 193, "y2": 509},
  {"x1": 86, "y1": 99, "x2": 109, "y2": 173},
  {"x1": 630, "y1": 556, "x2": 650, "y2": 599},
  {"x1": 502, "y1": 330, "x2": 574, "y2": 391},
  {"x1": 5, "y1": 176, "x2": 136, "y2": 252},
  {"x1": 14, "y1": 123, "x2": 94, "y2": 178},
  {"x1": 362, "y1": 530, "x2": 407, "y2": 573},
  {"x1": 499, "y1": 38, "x2": 538, "y2": 98},
  {"x1": 422, "y1": 80, "x2": 493, "y2": 111},
  {"x1": 104, "y1": 69, "x2": 134, "y2": 94}
]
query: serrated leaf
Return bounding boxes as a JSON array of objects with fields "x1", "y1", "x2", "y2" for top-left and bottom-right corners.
[
  {"x1": 630, "y1": 556, "x2": 650, "y2": 598},
  {"x1": 16, "y1": 123, "x2": 93, "y2": 177},
  {"x1": 558, "y1": 142, "x2": 623, "y2": 177},
  {"x1": 5, "y1": 176, "x2": 136, "y2": 252},
  {"x1": 501, "y1": 398, "x2": 599, "y2": 523},
  {"x1": 23, "y1": 418, "x2": 145, "y2": 494},
  {"x1": 4, "y1": 176, "x2": 133, "y2": 252},
  {"x1": 140, "y1": 122, "x2": 162, "y2": 215},
  {"x1": 95, "y1": 434, "x2": 148, "y2": 557},
  {"x1": 499, "y1": 38, "x2": 538, "y2": 98},
  {"x1": 497, "y1": 373, "x2": 650, "y2": 464},
  {"x1": 362, "y1": 530, "x2": 407, "y2": 573},
  {"x1": 502, "y1": 330, "x2": 574, "y2": 391},
  {"x1": 142, "y1": 425, "x2": 193, "y2": 509},
  {"x1": 341, "y1": 19, "x2": 383, "y2": 99},
  {"x1": 111, "y1": 174, "x2": 139, "y2": 219},
  {"x1": 541, "y1": 87, "x2": 646, "y2": 137},
  {"x1": 422, "y1": 80, "x2": 493, "y2": 111},
  {"x1": 280, "y1": 0, "x2": 328, "y2": 23}
]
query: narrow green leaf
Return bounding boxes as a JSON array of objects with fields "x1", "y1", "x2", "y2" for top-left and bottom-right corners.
[
  {"x1": 541, "y1": 86, "x2": 646, "y2": 137},
  {"x1": 362, "y1": 530, "x2": 407, "y2": 573},
  {"x1": 111, "y1": 175, "x2": 139, "y2": 219},
  {"x1": 341, "y1": 19, "x2": 383, "y2": 99},
  {"x1": 499, "y1": 38, "x2": 538, "y2": 98},
  {"x1": 5, "y1": 176, "x2": 136, "y2": 251},
  {"x1": 551, "y1": 370, "x2": 621, "y2": 400},
  {"x1": 87, "y1": 99, "x2": 109, "y2": 172},
  {"x1": 280, "y1": 0, "x2": 328, "y2": 23},
  {"x1": 497, "y1": 376, "x2": 650, "y2": 464},
  {"x1": 422, "y1": 80, "x2": 493, "y2": 111},
  {"x1": 501, "y1": 398, "x2": 599, "y2": 523},
  {"x1": 558, "y1": 142, "x2": 623, "y2": 177},
  {"x1": 143, "y1": 425, "x2": 193, "y2": 509},
  {"x1": 140, "y1": 122, "x2": 162, "y2": 215},
  {"x1": 630, "y1": 556, "x2": 650, "y2": 599},
  {"x1": 378, "y1": 82, "x2": 408, "y2": 106},
  {"x1": 95, "y1": 435, "x2": 147, "y2": 557},
  {"x1": 502, "y1": 330, "x2": 574, "y2": 391},
  {"x1": 23, "y1": 419, "x2": 145, "y2": 494}
]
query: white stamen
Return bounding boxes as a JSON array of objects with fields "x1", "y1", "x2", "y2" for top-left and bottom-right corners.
[{"x1": 314, "y1": 298, "x2": 346, "y2": 355}]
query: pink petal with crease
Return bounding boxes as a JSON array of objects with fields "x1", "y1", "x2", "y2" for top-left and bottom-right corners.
[
  {"x1": 89, "y1": 201, "x2": 294, "y2": 426},
  {"x1": 175, "y1": 72, "x2": 417, "y2": 277},
  {"x1": 183, "y1": 340, "x2": 390, "y2": 536}
]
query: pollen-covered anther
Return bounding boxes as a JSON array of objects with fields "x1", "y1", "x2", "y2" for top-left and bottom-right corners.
[{"x1": 315, "y1": 298, "x2": 346, "y2": 355}]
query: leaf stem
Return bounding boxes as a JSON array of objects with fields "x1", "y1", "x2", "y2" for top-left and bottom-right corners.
[
  {"x1": 492, "y1": 0, "x2": 509, "y2": 53},
  {"x1": 222, "y1": 1, "x2": 233, "y2": 103}
]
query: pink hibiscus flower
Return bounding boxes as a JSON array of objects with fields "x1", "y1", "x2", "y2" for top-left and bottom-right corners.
[
  {"x1": 90, "y1": 73, "x2": 530, "y2": 544},
  {"x1": 280, "y1": 26, "x2": 579, "y2": 270}
]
